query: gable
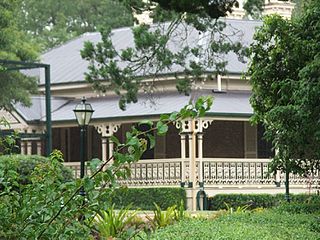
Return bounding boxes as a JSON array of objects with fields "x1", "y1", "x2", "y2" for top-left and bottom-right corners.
[{"x1": 0, "y1": 108, "x2": 28, "y2": 130}]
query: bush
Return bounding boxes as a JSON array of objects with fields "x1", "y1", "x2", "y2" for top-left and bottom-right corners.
[
  {"x1": 208, "y1": 193, "x2": 320, "y2": 210},
  {"x1": 0, "y1": 151, "x2": 89, "y2": 239},
  {"x1": 0, "y1": 154, "x2": 73, "y2": 185},
  {"x1": 110, "y1": 187, "x2": 186, "y2": 210},
  {"x1": 275, "y1": 202, "x2": 320, "y2": 214}
]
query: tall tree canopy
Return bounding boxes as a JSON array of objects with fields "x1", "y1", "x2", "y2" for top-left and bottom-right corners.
[
  {"x1": 248, "y1": 0, "x2": 320, "y2": 176},
  {"x1": 0, "y1": 0, "x2": 38, "y2": 109},
  {"x1": 1, "y1": 0, "x2": 134, "y2": 108},
  {"x1": 81, "y1": 0, "x2": 246, "y2": 110},
  {"x1": 17, "y1": 0, "x2": 134, "y2": 50}
]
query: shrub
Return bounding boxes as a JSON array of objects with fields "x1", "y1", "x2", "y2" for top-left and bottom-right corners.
[
  {"x1": 148, "y1": 203, "x2": 178, "y2": 229},
  {"x1": 0, "y1": 151, "x2": 89, "y2": 239},
  {"x1": 0, "y1": 154, "x2": 73, "y2": 185},
  {"x1": 208, "y1": 193, "x2": 320, "y2": 210},
  {"x1": 275, "y1": 202, "x2": 320, "y2": 214},
  {"x1": 110, "y1": 187, "x2": 186, "y2": 210},
  {"x1": 94, "y1": 204, "x2": 140, "y2": 239}
]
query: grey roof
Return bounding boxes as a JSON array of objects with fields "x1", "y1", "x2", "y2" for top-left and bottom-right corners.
[
  {"x1": 15, "y1": 97, "x2": 71, "y2": 122},
  {"x1": 39, "y1": 19, "x2": 261, "y2": 85},
  {"x1": 46, "y1": 90, "x2": 253, "y2": 123},
  {"x1": 14, "y1": 90, "x2": 252, "y2": 123}
]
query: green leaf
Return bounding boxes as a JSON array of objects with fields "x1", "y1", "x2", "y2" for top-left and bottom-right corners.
[
  {"x1": 88, "y1": 158, "x2": 102, "y2": 172},
  {"x1": 83, "y1": 177, "x2": 95, "y2": 192},
  {"x1": 156, "y1": 121, "x2": 168, "y2": 136},
  {"x1": 160, "y1": 114, "x2": 170, "y2": 121},
  {"x1": 110, "y1": 135, "x2": 120, "y2": 146},
  {"x1": 127, "y1": 136, "x2": 139, "y2": 146},
  {"x1": 169, "y1": 111, "x2": 179, "y2": 121},
  {"x1": 148, "y1": 134, "x2": 155, "y2": 149}
]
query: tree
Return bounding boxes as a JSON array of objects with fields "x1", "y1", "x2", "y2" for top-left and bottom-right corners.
[
  {"x1": 17, "y1": 0, "x2": 134, "y2": 50},
  {"x1": 247, "y1": 1, "x2": 320, "y2": 200},
  {"x1": 81, "y1": 0, "x2": 245, "y2": 110},
  {"x1": 0, "y1": 0, "x2": 39, "y2": 109}
]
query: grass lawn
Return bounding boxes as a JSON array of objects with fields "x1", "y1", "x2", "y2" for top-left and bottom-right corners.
[{"x1": 143, "y1": 210, "x2": 320, "y2": 240}]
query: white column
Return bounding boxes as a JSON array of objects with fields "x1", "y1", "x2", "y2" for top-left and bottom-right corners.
[
  {"x1": 20, "y1": 140, "x2": 26, "y2": 155},
  {"x1": 194, "y1": 119, "x2": 212, "y2": 186},
  {"x1": 180, "y1": 133, "x2": 186, "y2": 184},
  {"x1": 217, "y1": 74, "x2": 222, "y2": 91},
  {"x1": 108, "y1": 137, "x2": 114, "y2": 164},
  {"x1": 198, "y1": 133, "x2": 203, "y2": 185},
  {"x1": 27, "y1": 141, "x2": 32, "y2": 155},
  {"x1": 190, "y1": 119, "x2": 197, "y2": 211},
  {"x1": 37, "y1": 141, "x2": 42, "y2": 155},
  {"x1": 101, "y1": 137, "x2": 108, "y2": 162}
]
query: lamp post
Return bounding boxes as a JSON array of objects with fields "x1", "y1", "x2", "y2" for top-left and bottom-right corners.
[{"x1": 73, "y1": 97, "x2": 94, "y2": 196}]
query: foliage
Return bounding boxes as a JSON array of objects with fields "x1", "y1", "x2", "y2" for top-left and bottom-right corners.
[
  {"x1": 208, "y1": 193, "x2": 320, "y2": 210},
  {"x1": 224, "y1": 203, "x2": 250, "y2": 214},
  {"x1": 94, "y1": 204, "x2": 140, "y2": 239},
  {"x1": 148, "y1": 203, "x2": 179, "y2": 229},
  {"x1": 0, "y1": 154, "x2": 74, "y2": 185},
  {"x1": 243, "y1": 0, "x2": 265, "y2": 19},
  {"x1": 0, "y1": 118, "x2": 19, "y2": 155},
  {"x1": 0, "y1": 0, "x2": 39, "y2": 109},
  {"x1": 248, "y1": 1, "x2": 320, "y2": 181},
  {"x1": 17, "y1": 0, "x2": 134, "y2": 50},
  {"x1": 81, "y1": 0, "x2": 245, "y2": 110},
  {"x1": 110, "y1": 187, "x2": 186, "y2": 210},
  {"x1": 144, "y1": 210, "x2": 320, "y2": 239},
  {"x1": 0, "y1": 96, "x2": 212, "y2": 239},
  {"x1": 145, "y1": 201, "x2": 186, "y2": 232},
  {"x1": 0, "y1": 150, "x2": 91, "y2": 239},
  {"x1": 275, "y1": 202, "x2": 320, "y2": 214}
]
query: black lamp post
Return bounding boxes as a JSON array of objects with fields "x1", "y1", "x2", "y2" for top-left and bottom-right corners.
[{"x1": 73, "y1": 97, "x2": 94, "y2": 196}]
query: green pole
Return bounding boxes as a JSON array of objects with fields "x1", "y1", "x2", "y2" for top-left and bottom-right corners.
[
  {"x1": 285, "y1": 168, "x2": 290, "y2": 203},
  {"x1": 45, "y1": 65, "x2": 52, "y2": 156}
]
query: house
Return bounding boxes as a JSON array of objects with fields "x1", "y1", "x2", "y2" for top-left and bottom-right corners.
[{"x1": 1, "y1": 0, "x2": 318, "y2": 209}]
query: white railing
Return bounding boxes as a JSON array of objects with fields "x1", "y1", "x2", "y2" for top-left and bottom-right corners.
[
  {"x1": 119, "y1": 158, "x2": 182, "y2": 186},
  {"x1": 202, "y1": 158, "x2": 273, "y2": 185},
  {"x1": 63, "y1": 158, "x2": 320, "y2": 188}
]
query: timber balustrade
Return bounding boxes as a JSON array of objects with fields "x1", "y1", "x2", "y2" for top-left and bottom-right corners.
[{"x1": 63, "y1": 158, "x2": 320, "y2": 188}]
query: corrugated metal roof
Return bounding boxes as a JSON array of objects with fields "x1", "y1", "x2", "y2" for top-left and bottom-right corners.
[
  {"x1": 15, "y1": 97, "x2": 71, "y2": 122},
  {"x1": 47, "y1": 90, "x2": 252, "y2": 123},
  {"x1": 39, "y1": 19, "x2": 261, "y2": 85},
  {"x1": 14, "y1": 90, "x2": 252, "y2": 123}
]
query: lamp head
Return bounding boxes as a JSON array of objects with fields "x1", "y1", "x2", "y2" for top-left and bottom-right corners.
[{"x1": 73, "y1": 97, "x2": 94, "y2": 126}]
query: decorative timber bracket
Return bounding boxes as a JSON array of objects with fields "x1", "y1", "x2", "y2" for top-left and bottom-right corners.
[
  {"x1": 94, "y1": 123, "x2": 120, "y2": 137},
  {"x1": 175, "y1": 119, "x2": 213, "y2": 133}
]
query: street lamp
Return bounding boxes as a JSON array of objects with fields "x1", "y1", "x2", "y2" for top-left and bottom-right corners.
[{"x1": 73, "y1": 97, "x2": 94, "y2": 196}]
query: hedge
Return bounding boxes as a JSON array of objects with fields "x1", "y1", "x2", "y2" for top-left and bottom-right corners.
[
  {"x1": 208, "y1": 193, "x2": 320, "y2": 210},
  {"x1": 110, "y1": 187, "x2": 186, "y2": 210},
  {"x1": 275, "y1": 202, "x2": 320, "y2": 214},
  {"x1": 0, "y1": 154, "x2": 74, "y2": 185}
]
